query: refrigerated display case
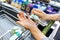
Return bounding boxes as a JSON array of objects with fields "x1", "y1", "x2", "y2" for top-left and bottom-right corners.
[{"x1": 0, "y1": 1, "x2": 60, "y2": 40}]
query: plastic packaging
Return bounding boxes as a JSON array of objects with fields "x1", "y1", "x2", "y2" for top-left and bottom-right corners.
[{"x1": 42, "y1": 20, "x2": 55, "y2": 35}]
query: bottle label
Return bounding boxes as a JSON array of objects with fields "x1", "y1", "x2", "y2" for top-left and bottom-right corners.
[
  {"x1": 16, "y1": 32, "x2": 21, "y2": 36},
  {"x1": 26, "y1": 5, "x2": 31, "y2": 13},
  {"x1": 21, "y1": 3, "x2": 26, "y2": 11}
]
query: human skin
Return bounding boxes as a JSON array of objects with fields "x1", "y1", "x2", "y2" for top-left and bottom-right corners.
[
  {"x1": 31, "y1": 8, "x2": 60, "y2": 21},
  {"x1": 16, "y1": 12, "x2": 46, "y2": 40},
  {"x1": 16, "y1": 9, "x2": 60, "y2": 40}
]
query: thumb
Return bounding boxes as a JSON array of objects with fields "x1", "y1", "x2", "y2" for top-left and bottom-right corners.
[{"x1": 16, "y1": 21, "x2": 23, "y2": 26}]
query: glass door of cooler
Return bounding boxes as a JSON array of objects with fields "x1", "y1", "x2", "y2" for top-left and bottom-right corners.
[{"x1": 0, "y1": 11, "x2": 25, "y2": 40}]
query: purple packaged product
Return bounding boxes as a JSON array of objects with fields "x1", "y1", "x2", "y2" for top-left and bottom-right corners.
[
  {"x1": 52, "y1": 8, "x2": 59, "y2": 13},
  {"x1": 33, "y1": 4, "x2": 38, "y2": 8},
  {"x1": 45, "y1": 6, "x2": 55, "y2": 14},
  {"x1": 47, "y1": 6, "x2": 53, "y2": 13},
  {"x1": 45, "y1": 6, "x2": 59, "y2": 14}
]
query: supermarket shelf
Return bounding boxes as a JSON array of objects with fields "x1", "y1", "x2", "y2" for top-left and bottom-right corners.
[{"x1": 0, "y1": 2, "x2": 60, "y2": 40}]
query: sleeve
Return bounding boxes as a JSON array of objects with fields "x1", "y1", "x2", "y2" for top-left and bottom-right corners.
[{"x1": 41, "y1": 37, "x2": 54, "y2": 40}]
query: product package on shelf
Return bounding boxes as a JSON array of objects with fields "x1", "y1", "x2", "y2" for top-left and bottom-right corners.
[{"x1": 49, "y1": 1, "x2": 60, "y2": 8}]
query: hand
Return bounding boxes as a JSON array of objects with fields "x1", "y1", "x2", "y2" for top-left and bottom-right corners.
[
  {"x1": 16, "y1": 12, "x2": 37, "y2": 30},
  {"x1": 31, "y1": 8, "x2": 46, "y2": 18},
  {"x1": 31, "y1": 8, "x2": 60, "y2": 20},
  {"x1": 16, "y1": 12, "x2": 46, "y2": 40}
]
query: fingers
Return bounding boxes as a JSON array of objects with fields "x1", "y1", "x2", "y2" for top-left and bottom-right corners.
[
  {"x1": 34, "y1": 9, "x2": 45, "y2": 14},
  {"x1": 31, "y1": 9, "x2": 40, "y2": 16},
  {"x1": 17, "y1": 14, "x2": 23, "y2": 21},
  {"x1": 31, "y1": 8, "x2": 36, "y2": 14},
  {"x1": 17, "y1": 12, "x2": 26, "y2": 20},
  {"x1": 33, "y1": 11, "x2": 41, "y2": 17},
  {"x1": 31, "y1": 8, "x2": 46, "y2": 14},
  {"x1": 19, "y1": 12, "x2": 26, "y2": 19},
  {"x1": 16, "y1": 21, "x2": 23, "y2": 26}
]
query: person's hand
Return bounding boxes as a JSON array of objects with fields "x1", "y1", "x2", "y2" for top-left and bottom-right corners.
[
  {"x1": 16, "y1": 12, "x2": 37, "y2": 30},
  {"x1": 16, "y1": 12, "x2": 46, "y2": 40},
  {"x1": 31, "y1": 8, "x2": 60, "y2": 21},
  {"x1": 31, "y1": 8, "x2": 46, "y2": 18}
]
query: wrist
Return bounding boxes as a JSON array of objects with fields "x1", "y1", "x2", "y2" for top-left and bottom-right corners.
[
  {"x1": 29, "y1": 26, "x2": 46, "y2": 40},
  {"x1": 29, "y1": 26, "x2": 38, "y2": 31}
]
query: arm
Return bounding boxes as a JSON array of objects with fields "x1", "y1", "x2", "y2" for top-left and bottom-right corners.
[
  {"x1": 16, "y1": 12, "x2": 54, "y2": 40},
  {"x1": 42, "y1": 14, "x2": 60, "y2": 20},
  {"x1": 31, "y1": 9, "x2": 60, "y2": 21},
  {"x1": 30, "y1": 26, "x2": 46, "y2": 40},
  {"x1": 29, "y1": 25, "x2": 54, "y2": 40},
  {"x1": 16, "y1": 12, "x2": 46, "y2": 40}
]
